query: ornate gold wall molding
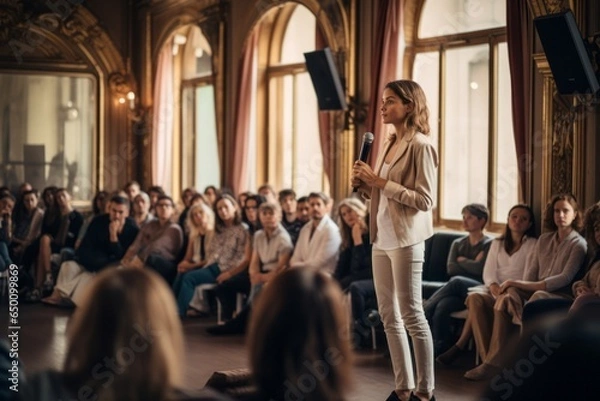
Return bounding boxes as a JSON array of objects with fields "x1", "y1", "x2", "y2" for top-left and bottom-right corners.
[{"x1": 527, "y1": 0, "x2": 573, "y2": 17}]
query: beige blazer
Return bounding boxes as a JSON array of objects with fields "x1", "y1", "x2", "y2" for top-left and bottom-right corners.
[{"x1": 359, "y1": 131, "x2": 438, "y2": 247}]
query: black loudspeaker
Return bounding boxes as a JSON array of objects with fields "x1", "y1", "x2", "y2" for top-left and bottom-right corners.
[
  {"x1": 303, "y1": 47, "x2": 348, "y2": 110},
  {"x1": 534, "y1": 10, "x2": 600, "y2": 95}
]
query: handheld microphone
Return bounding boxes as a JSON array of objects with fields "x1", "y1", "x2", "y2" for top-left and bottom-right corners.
[{"x1": 352, "y1": 132, "x2": 374, "y2": 192}]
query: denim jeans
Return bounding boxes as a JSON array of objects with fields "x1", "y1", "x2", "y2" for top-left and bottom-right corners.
[
  {"x1": 423, "y1": 275, "x2": 481, "y2": 354},
  {"x1": 0, "y1": 242, "x2": 12, "y2": 272},
  {"x1": 372, "y1": 243, "x2": 434, "y2": 393},
  {"x1": 173, "y1": 263, "x2": 220, "y2": 316}
]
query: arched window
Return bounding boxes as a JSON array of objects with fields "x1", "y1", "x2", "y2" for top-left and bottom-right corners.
[
  {"x1": 256, "y1": 3, "x2": 327, "y2": 195},
  {"x1": 411, "y1": 0, "x2": 515, "y2": 227},
  {"x1": 179, "y1": 26, "x2": 219, "y2": 193}
]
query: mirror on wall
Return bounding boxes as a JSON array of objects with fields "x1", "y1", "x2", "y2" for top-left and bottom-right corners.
[{"x1": 0, "y1": 72, "x2": 97, "y2": 202}]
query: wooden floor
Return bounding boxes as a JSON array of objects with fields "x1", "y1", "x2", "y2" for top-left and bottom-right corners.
[{"x1": 2, "y1": 304, "x2": 488, "y2": 400}]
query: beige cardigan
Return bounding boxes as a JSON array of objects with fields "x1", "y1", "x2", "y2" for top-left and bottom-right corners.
[{"x1": 359, "y1": 131, "x2": 438, "y2": 247}]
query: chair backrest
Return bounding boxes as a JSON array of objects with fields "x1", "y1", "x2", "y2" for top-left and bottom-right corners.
[{"x1": 423, "y1": 232, "x2": 464, "y2": 282}]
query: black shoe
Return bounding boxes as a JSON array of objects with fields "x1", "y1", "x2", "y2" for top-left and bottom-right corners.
[
  {"x1": 385, "y1": 391, "x2": 401, "y2": 401},
  {"x1": 409, "y1": 394, "x2": 436, "y2": 401}
]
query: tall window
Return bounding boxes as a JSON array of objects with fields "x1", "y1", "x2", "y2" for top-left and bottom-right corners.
[
  {"x1": 0, "y1": 73, "x2": 96, "y2": 202},
  {"x1": 264, "y1": 4, "x2": 328, "y2": 195},
  {"x1": 180, "y1": 26, "x2": 220, "y2": 192},
  {"x1": 412, "y1": 0, "x2": 516, "y2": 227}
]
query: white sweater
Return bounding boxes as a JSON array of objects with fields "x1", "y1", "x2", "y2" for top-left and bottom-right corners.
[{"x1": 482, "y1": 236, "x2": 537, "y2": 286}]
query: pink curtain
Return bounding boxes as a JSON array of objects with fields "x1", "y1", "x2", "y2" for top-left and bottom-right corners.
[
  {"x1": 316, "y1": 25, "x2": 333, "y2": 183},
  {"x1": 507, "y1": 0, "x2": 532, "y2": 199},
  {"x1": 365, "y1": 0, "x2": 401, "y2": 166},
  {"x1": 227, "y1": 29, "x2": 258, "y2": 196},
  {"x1": 152, "y1": 41, "x2": 174, "y2": 191}
]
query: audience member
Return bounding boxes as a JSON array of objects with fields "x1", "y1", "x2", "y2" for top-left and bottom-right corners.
[
  {"x1": 333, "y1": 198, "x2": 372, "y2": 290},
  {"x1": 10, "y1": 190, "x2": 43, "y2": 265},
  {"x1": 206, "y1": 202, "x2": 293, "y2": 335},
  {"x1": 257, "y1": 184, "x2": 277, "y2": 205},
  {"x1": 0, "y1": 194, "x2": 15, "y2": 272},
  {"x1": 173, "y1": 203, "x2": 215, "y2": 314},
  {"x1": 424, "y1": 203, "x2": 492, "y2": 355},
  {"x1": 464, "y1": 194, "x2": 587, "y2": 380},
  {"x1": 436, "y1": 204, "x2": 537, "y2": 366},
  {"x1": 174, "y1": 194, "x2": 250, "y2": 317},
  {"x1": 177, "y1": 187, "x2": 198, "y2": 232},
  {"x1": 213, "y1": 194, "x2": 265, "y2": 320},
  {"x1": 147, "y1": 185, "x2": 166, "y2": 213},
  {"x1": 23, "y1": 268, "x2": 232, "y2": 401},
  {"x1": 247, "y1": 268, "x2": 353, "y2": 401},
  {"x1": 121, "y1": 195, "x2": 183, "y2": 284},
  {"x1": 204, "y1": 185, "x2": 219, "y2": 206},
  {"x1": 278, "y1": 189, "x2": 305, "y2": 246},
  {"x1": 132, "y1": 191, "x2": 155, "y2": 228},
  {"x1": 290, "y1": 192, "x2": 341, "y2": 274},
  {"x1": 124, "y1": 180, "x2": 141, "y2": 203},
  {"x1": 74, "y1": 190, "x2": 109, "y2": 250},
  {"x1": 31, "y1": 188, "x2": 83, "y2": 299},
  {"x1": 41, "y1": 195, "x2": 139, "y2": 306}
]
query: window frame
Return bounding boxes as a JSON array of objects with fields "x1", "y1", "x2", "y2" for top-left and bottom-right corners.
[{"x1": 408, "y1": 23, "x2": 511, "y2": 232}]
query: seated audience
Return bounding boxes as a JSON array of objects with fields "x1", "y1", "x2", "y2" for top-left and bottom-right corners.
[
  {"x1": 204, "y1": 185, "x2": 219, "y2": 206},
  {"x1": 436, "y1": 204, "x2": 537, "y2": 366},
  {"x1": 257, "y1": 184, "x2": 277, "y2": 205},
  {"x1": 333, "y1": 197, "x2": 372, "y2": 290},
  {"x1": 132, "y1": 191, "x2": 155, "y2": 228},
  {"x1": 10, "y1": 189, "x2": 43, "y2": 265},
  {"x1": 570, "y1": 201, "x2": 600, "y2": 313},
  {"x1": 32, "y1": 188, "x2": 83, "y2": 299},
  {"x1": 278, "y1": 189, "x2": 305, "y2": 246},
  {"x1": 41, "y1": 195, "x2": 139, "y2": 306},
  {"x1": 247, "y1": 268, "x2": 353, "y2": 401},
  {"x1": 177, "y1": 187, "x2": 198, "y2": 232},
  {"x1": 174, "y1": 194, "x2": 250, "y2": 317},
  {"x1": 22, "y1": 268, "x2": 232, "y2": 401},
  {"x1": 206, "y1": 202, "x2": 293, "y2": 335},
  {"x1": 424, "y1": 203, "x2": 492, "y2": 355},
  {"x1": 121, "y1": 195, "x2": 183, "y2": 284},
  {"x1": 0, "y1": 194, "x2": 15, "y2": 272},
  {"x1": 173, "y1": 203, "x2": 215, "y2": 314},
  {"x1": 290, "y1": 192, "x2": 341, "y2": 274},
  {"x1": 124, "y1": 180, "x2": 141, "y2": 203},
  {"x1": 147, "y1": 185, "x2": 166, "y2": 214},
  {"x1": 464, "y1": 194, "x2": 587, "y2": 380},
  {"x1": 74, "y1": 190, "x2": 109, "y2": 250},
  {"x1": 213, "y1": 194, "x2": 265, "y2": 320}
]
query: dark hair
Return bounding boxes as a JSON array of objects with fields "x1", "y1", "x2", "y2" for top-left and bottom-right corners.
[
  {"x1": 308, "y1": 192, "x2": 330, "y2": 205},
  {"x1": 189, "y1": 193, "x2": 208, "y2": 205},
  {"x1": 124, "y1": 181, "x2": 140, "y2": 189},
  {"x1": 213, "y1": 194, "x2": 242, "y2": 232},
  {"x1": 156, "y1": 195, "x2": 175, "y2": 207},
  {"x1": 278, "y1": 189, "x2": 297, "y2": 202},
  {"x1": 110, "y1": 195, "x2": 130, "y2": 209},
  {"x1": 461, "y1": 203, "x2": 489, "y2": 224},
  {"x1": 204, "y1": 185, "x2": 218, "y2": 195},
  {"x1": 498, "y1": 204, "x2": 537, "y2": 254},
  {"x1": 543, "y1": 193, "x2": 583, "y2": 232},
  {"x1": 147, "y1": 185, "x2": 165, "y2": 196},
  {"x1": 92, "y1": 191, "x2": 109, "y2": 215},
  {"x1": 297, "y1": 196, "x2": 309, "y2": 204},
  {"x1": 583, "y1": 201, "x2": 600, "y2": 253},
  {"x1": 0, "y1": 193, "x2": 15, "y2": 203}
]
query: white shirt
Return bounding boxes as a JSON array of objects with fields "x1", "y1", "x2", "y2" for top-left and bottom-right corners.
[
  {"x1": 375, "y1": 162, "x2": 400, "y2": 250},
  {"x1": 483, "y1": 236, "x2": 537, "y2": 286},
  {"x1": 290, "y1": 215, "x2": 341, "y2": 274}
]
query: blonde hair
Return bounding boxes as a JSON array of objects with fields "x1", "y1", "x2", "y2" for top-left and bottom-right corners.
[
  {"x1": 384, "y1": 80, "x2": 430, "y2": 135},
  {"x1": 63, "y1": 268, "x2": 184, "y2": 401},
  {"x1": 248, "y1": 269, "x2": 353, "y2": 401},
  {"x1": 186, "y1": 202, "x2": 215, "y2": 236},
  {"x1": 336, "y1": 198, "x2": 367, "y2": 250}
]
